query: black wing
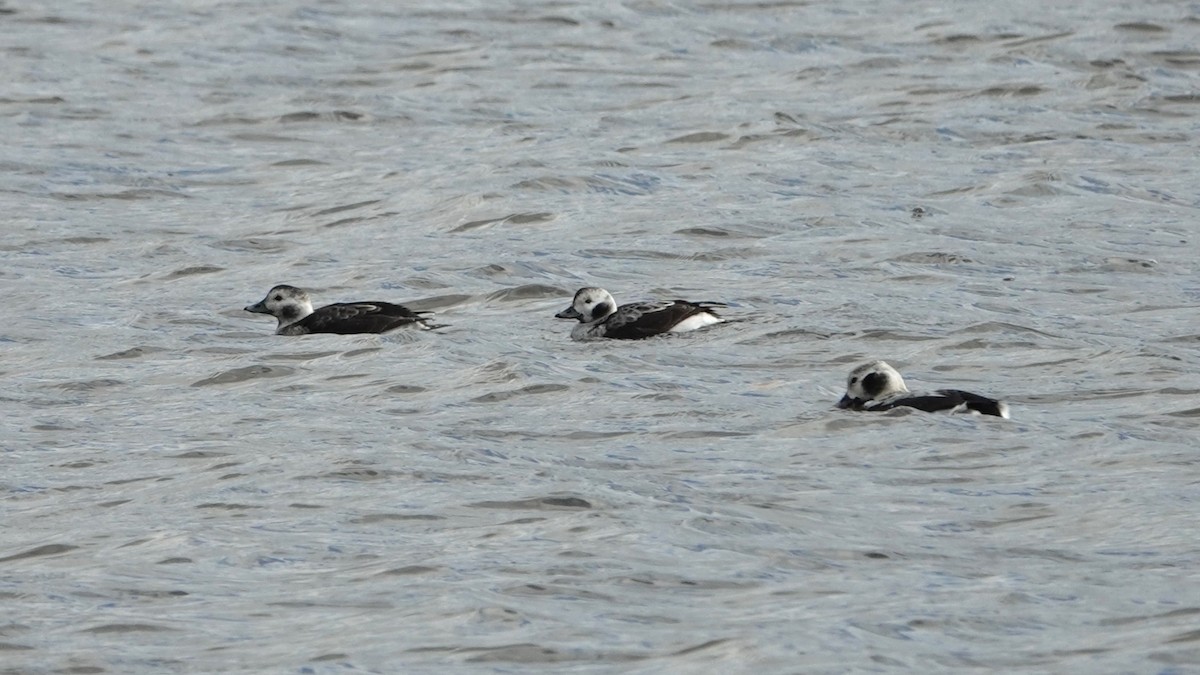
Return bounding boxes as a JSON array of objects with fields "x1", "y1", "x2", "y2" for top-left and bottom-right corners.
[
  {"x1": 935, "y1": 389, "x2": 1008, "y2": 418},
  {"x1": 600, "y1": 301, "x2": 723, "y2": 340},
  {"x1": 883, "y1": 394, "x2": 967, "y2": 414},
  {"x1": 299, "y1": 302, "x2": 430, "y2": 334},
  {"x1": 883, "y1": 390, "x2": 1006, "y2": 417}
]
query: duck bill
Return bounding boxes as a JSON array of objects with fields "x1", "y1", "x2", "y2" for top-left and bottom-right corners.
[
  {"x1": 555, "y1": 306, "x2": 582, "y2": 320},
  {"x1": 836, "y1": 394, "x2": 856, "y2": 410},
  {"x1": 244, "y1": 300, "x2": 270, "y2": 314}
]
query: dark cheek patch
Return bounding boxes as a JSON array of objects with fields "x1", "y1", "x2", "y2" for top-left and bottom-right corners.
[
  {"x1": 862, "y1": 372, "x2": 886, "y2": 397},
  {"x1": 591, "y1": 301, "x2": 612, "y2": 318},
  {"x1": 281, "y1": 306, "x2": 299, "y2": 319}
]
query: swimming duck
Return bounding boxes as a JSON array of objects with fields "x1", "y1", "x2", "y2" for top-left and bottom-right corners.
[
  {"x1": 245, "y1": 284, "x2": 436, "y2": 335},
  {"x1": 554, "y1": 286, "x2": 725, "y2": 340},
  {"x1": 836, "y1": 360, "x2": 1010, "y2": 418}
]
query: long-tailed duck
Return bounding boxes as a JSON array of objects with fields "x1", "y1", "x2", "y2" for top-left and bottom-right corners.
[
  {"x1": 836, "y1": 360, "x2": 1010, "y2": 419},
  {"x1": 554, "y1": 286, "x2": 725, "y2": 340},
  {"x1": 245, "y1": 284, "x2": 436, "y2": 335}
]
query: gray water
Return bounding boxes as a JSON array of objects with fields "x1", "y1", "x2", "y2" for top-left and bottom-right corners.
[{"x1": 3, "y1": 0, "x2": 1199, "y2": 672}]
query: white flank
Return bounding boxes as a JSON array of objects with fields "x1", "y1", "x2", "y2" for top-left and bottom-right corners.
[{"x1": 669, "y1": 312, "x2": 724, "y2": 332}]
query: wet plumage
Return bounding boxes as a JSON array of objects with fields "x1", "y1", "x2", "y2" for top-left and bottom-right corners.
[
  {"x1": 245, "y1": 284, "x2": 436, "y2": 335},
  {"x1": 836, "y1": 360, "x2": 1010, "y2": 419},
  {"x1": 554, "y1": 287, "x2": 725, "y2": 340}
]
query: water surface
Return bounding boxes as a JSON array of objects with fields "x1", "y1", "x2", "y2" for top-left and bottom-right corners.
[{"x1": 3, "y1": 0, "x2": 1199, "y2": 672}]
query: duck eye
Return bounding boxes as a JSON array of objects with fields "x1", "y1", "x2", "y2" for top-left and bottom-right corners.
[
  {"x1": 273, "y1": 295, "x2": 282, "y2": 301},
  {"x1": 849, "y1": 376, "x2": 858, "y2": 384}
]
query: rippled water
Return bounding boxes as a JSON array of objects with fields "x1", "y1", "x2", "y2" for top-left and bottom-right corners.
[{"x1": 4, "y1": 0, "x2": 1199, "y2": 672}]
